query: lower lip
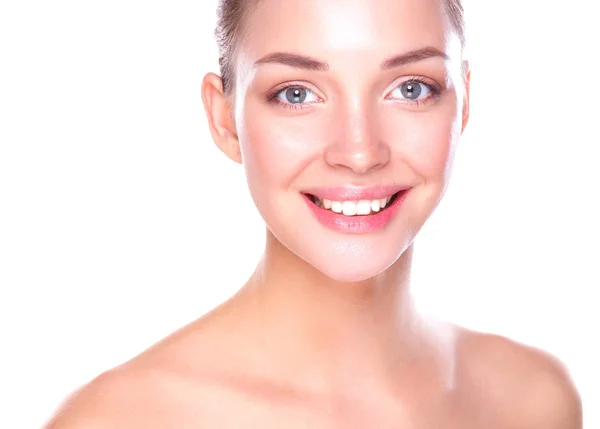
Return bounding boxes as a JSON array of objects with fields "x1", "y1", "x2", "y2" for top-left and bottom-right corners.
[{"x1": 302, "y1": 190, "x2": 409, "y2": 234}]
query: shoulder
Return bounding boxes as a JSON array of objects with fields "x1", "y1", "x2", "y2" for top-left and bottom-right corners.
[
  {"x1": 457, "y1": 329, "x2": 582, "y2": 428},
  {"x1": 43, "y1": 304, "x2": 250, "y2": 429},
  {"x1": 43, "y1": 364, "x2": 169, "y2": 429}
]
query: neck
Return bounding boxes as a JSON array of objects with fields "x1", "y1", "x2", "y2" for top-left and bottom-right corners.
[{"x1": 234, "y1": 229, "x2": 454, "y2": 397}]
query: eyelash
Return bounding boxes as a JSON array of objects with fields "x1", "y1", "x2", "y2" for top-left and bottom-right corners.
[
  {"x1": 265, "y1": 82, "x2": 317, "y2": 111},
  {"x1": 266, "y1": 77, "x2": 442, "y2": 111}
]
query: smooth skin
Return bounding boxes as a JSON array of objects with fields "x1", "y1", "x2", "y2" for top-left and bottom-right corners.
[{"x1": 45, "y1": 0, "x2": 582, "y2": 427}]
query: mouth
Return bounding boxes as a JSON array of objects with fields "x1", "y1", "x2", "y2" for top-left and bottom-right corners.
[
  {"x1": 302, "y1": 191, "x2": 403, "y2": 217},
  {"x1": 300, "y1": 186, "x2": 410, "y2": 233}
]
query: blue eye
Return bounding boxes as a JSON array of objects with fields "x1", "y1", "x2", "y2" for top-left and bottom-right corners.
[
  {"x1": 275, "y1": 86, "x2": 319, "y2": 105},
  {"x1": 389, "y1": 80, "x2": 434, "y2": 101}
]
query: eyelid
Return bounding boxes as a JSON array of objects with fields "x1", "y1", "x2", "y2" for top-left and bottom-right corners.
[
  {"x1": 267, "y1": 81, "x2": 324, "y2": 103},
  {"x1": 385, "y1": 76, "x2": 441, "y2": 96},
  {"x1": 265, "y1": 76, "x2": 441, "y2": 111},
  {"x1": 383, "y1": 76, "x2": 443, "y2": 107}
]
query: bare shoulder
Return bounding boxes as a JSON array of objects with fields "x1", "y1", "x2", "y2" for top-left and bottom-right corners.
[
  {"x1": 43, "y1": 299, "x2": 252, "y2": 429},
  {"x1": 456, "y1": 328, "x2": 582, "y2": 428},
  {"x1": 43, "y1": 366, "x2": 143, "y2": 428},
  {"x1": 43, "y1": 364, "x2": 175, "y2": 429},
  {"x1": 43, "y1": 353, "x2": 237, "y2": 429}
]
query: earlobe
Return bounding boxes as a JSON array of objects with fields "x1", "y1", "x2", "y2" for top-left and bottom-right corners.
[
  {"x1": 461, "y1": 61, "x2": 471, "y2": 134},
  {"x1": 201, "y1": 72, "x2": 242, "y2": 164}
]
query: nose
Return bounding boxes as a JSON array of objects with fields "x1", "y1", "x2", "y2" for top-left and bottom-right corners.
[{"x1": 323, "y1": 104, "x2": 391, "y2": 175}]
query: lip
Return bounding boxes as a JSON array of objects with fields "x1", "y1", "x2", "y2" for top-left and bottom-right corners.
[
  {"x1": 301, "y1": 187, "x2": 411, "y2": 234},
  {"x1": 301, "y1": 184, "x2": 409, "y2": 201}
]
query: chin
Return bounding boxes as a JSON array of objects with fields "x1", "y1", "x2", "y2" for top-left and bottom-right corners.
[
  {"x1": 257, "y1": 190, "x2": 423, "y2": 284},
  {"x1": 315, "y1": 263, "x2": 389, "y2": 283},
  {"x1": 296, "y1": 236, "x2": 412, "y2": 283}
]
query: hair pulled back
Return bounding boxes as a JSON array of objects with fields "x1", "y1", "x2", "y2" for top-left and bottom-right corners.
[{"x1": 215, "y1": 0, "x2": 466, "y2": 95}]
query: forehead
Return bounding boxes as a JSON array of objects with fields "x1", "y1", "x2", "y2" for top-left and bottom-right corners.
[{"x1": 240, "y1": 0, "x2": 457, "y2": 65}]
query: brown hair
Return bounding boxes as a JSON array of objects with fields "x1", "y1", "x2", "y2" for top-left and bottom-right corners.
[{"x1": 215, "y1": 0, "x2": 466, "y2": 96}]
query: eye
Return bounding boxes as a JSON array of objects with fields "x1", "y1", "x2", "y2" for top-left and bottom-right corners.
[
  {"x1": 274, "y1": 86, "x2": 320, "y2": 105},
  {"x1": 388, "y1": 79, "x2": 438, "y2": 103}
]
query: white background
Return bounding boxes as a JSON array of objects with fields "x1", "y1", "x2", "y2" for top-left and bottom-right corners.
[{"x1": 1, "y1": 0, "x2": 598, "y2": 427}]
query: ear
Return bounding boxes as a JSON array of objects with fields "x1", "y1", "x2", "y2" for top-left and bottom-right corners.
[
  {"x1": 201, "y1": 72, "x2": 242, "y2": 164},
  {"x1": 461, "y1": 60, "x2": 471, "y2": 134}
]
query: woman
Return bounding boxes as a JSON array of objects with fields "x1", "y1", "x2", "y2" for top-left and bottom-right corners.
[{"x1": 46, "y1": 0, "x2": 582, "y2": 427}]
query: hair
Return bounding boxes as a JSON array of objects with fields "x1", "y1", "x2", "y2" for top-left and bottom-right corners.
[{"x1": 215, "y1": 0, "x2": 466, "y2": 96}]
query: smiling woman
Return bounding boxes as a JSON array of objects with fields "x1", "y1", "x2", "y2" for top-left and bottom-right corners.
[{"x1": 43, "y1": 0, "x2": 582, "y2": 428}]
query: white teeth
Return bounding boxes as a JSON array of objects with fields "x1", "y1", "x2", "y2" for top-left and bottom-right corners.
[
  {"x1": 342, "y1": 201, "x2": 357, "y2": 216},
  {"x1": 311, "y1": 193, "x2": 397, "y2": 216},
  {"x1": 371, "y1": 199, "x2": 381, "y2": 212},
  {"x1": 331, "y1": 201, "x2": 343, "y2": 213},
  {"x1": 356, "y1": 200, "x2": 371, "y2": 215}
]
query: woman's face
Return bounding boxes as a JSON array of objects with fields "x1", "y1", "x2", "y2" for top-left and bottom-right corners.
[{"x1": 231, "y1": 0, "x2": 469, "y2": 282}]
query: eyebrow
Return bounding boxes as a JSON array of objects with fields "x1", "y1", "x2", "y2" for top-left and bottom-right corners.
[{"x1": 253, "y1": 46, "x2": 450, "y2": 71}]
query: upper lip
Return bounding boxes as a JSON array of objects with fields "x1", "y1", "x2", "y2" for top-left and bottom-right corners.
[{"x1": 301, "y1": 184, "x2": 410, "y2": 201}]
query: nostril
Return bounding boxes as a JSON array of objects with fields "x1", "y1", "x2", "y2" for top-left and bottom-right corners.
[{"x1": 323, "y1": 141, "x2": 391, "y2": 175}]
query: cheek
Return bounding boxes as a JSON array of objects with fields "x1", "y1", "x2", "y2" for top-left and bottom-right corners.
[
  {"x1": 382, "y1": 102, "x2": 460, "y2": 182},
  {"x1": 238, "y1": 96, "x2": 461, "y2": 192},
  {"x1": 238, "y1": 103, "x2": 329, "y2": 191}
]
